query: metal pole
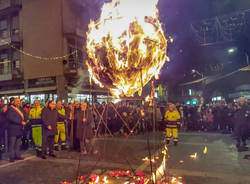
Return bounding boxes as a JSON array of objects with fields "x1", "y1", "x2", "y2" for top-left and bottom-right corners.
[
  {"x1": 246, "y1": 53, "x2": 249, "y2": 66},
  {"x1": 152, "y1": 80, "x2": 156, "y2": 133}
]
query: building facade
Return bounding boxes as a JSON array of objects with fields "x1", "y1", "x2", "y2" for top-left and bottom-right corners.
[{"x1": 0, "y1": 0, "x2": 96, "y2": 103}]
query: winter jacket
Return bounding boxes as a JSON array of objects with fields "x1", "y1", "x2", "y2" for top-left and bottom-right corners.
[
  {"x1": 164, "y1": 110, "x2": 181, "y2": 128},
  {"x1": 41, "y1": 107, "x2": 58, "y2": 136},
  {"x1": 6, "y1": 105, "x2": 26, "y2": 137},
  {"x1": 29, "y1": 106, "x2": 43, "y2": 125},
  {"x1": 76, "y1": 109, "x2": 94, "y2": 140}
]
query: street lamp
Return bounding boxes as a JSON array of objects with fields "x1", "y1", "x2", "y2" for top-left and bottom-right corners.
[
  {"x1": 191, "y1": 69, "x2": 204, "y2": 78},
  {"x1": 228, "y1": 48, "x2": 237, "y2": 54}
]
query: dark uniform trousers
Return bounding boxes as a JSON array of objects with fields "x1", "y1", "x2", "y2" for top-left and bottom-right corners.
[
  {"x1": 9, "y1": 136, "x2": 22, "y2": 159},
  {"x1": 42, "y1": 134, "x2": 54, "y2": 155}
]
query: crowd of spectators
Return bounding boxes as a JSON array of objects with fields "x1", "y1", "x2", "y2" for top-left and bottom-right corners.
[{"x1": 0, "y1": 96, "x2": 249, "y2": 161}]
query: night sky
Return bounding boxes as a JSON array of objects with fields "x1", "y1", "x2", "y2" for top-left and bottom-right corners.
[
  {"x1": 157, "y1": 0, "x2": 250, "y2": 84},
  {"x1": 96, "y1": 0, "x2": 250, "y2": 84}
]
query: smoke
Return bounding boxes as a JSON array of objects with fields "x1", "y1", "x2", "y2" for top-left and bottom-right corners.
[{"x1": 70, "y1": 68, "x2": 89, "y2": 99}]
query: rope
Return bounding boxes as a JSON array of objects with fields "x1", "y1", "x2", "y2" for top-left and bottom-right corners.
[{"x1": 0, "y1": 39, "x2": 78, "y2": 61}]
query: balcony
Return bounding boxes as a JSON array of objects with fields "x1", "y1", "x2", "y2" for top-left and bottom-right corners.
[
  {"x1": 0, "y1": 32, "x2": 22, "y2": 48},
  {"x1": 0, "y1": 0, "x2": 21, "y2": 15},
  {"x1": 0, "y1": 0, "x2": 11, "y2": 11},
  {"x1": 0, "y1": 37, "x2": 11, "y2": 47},
  {"x1": 11, "y1": 0, "x2": 22, "y2": 7},
  {"x1": 11, "y1": 30, "x2": 23, "y2": 43},
  {"x1": 64, "y1": 24, "x2": 86, "y2": 38},
  {"x1": 0, "y1": 60, "x2": 12, "y2": 81}
]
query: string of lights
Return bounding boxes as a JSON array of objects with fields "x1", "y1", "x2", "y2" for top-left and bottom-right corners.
[{"x1": 0, "y1": 39, "x2": 78, "y2": 61}]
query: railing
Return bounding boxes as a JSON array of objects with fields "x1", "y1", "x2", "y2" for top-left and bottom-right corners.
[
  {"x1": 0, "y1": 37, "x2": 11, "y2": 46},
  {"x1": 11, "y1": 30, "x2": 22, "y2": 42},
  {"x1": 0, "y1": 60, "x2": 11, "y2": 74},
  {"x1": 0, "y1": 0, "x2": 11, "y2": 10},
  {"x1": 0, "y1": 0, "x2": 21, "y2": 10},
  {"x1": 0, "y1": 60, "x2": 12, "y2": 81},
  {"x1": 11, "y1": 0, "x2": 22, "y2": 7}
]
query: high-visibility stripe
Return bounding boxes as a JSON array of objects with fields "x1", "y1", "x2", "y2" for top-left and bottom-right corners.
[
  {"x1": 57, "y1": 122, "x2": 65, "y2": 124},
  {"x1": 32, "y1": 125, "x2": 42, "y2": 128},
  {"x1": 166, "y1": 125, "x2": 177, "y2": 128}
]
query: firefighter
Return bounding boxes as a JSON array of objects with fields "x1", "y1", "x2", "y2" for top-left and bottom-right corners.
[
  {"x1": 54, "y1": 100, "x2": 67, "y2": 151},
  {"x1": 164, "y1": 103, "x2": 181, "y2": 146},
  {"x1": 29, "y1": 100, "x2": 43, "y2": 156}
]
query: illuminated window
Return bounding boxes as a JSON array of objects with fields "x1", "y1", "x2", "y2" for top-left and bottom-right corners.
[
  {"x1": 216, "y1": 96, "x2": 222, "y2": 101},
  {"x1": 188, "y1": 89, "x2": 192, "y2": 96},
  {"x1": 212, "y1": 97, "x2": 216, "y2": 102},
  {"x1": 154, "y1": 92, "x2": 158, "y2": 98}
]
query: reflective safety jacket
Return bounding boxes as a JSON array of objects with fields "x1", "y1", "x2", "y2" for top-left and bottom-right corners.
[
  {"x1": 57, "y1": 107, "x2": 66, "y2": 123},
  {"x1": 164, "y1": 110, "x2": 181, "y2": 128},
  {"x1": 29, "y1": 106, "x2": 43, "y2": 125}
]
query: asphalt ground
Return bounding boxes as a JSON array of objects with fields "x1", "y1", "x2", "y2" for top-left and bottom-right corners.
[{"x1": 0, "y1": 132, "x2": 249, "y2": 184}]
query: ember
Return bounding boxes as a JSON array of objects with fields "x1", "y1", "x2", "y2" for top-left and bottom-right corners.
[
  {"x1": 189, "y1": 153, "x2": 197, "y2": 160},
  {"x1": 203, "y1": 146, "x2": 207, "y2": 154}
]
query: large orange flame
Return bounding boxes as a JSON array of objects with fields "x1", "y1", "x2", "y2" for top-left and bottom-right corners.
[{"x1": 86, "y1": 0, "x2": 168, "y2": 97}]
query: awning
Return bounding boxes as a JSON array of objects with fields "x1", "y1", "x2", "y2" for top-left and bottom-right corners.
[
  {"x1": 25, "y1": 86, "x2": 57, "y2": 93},
  {"x1": 240, "y1": 66, "x2": 250, "y2": 71},
  {"x1": 0, "y1": 86, "x2": 57, "y2": 95},
  {"x1": 179, "y1": 77, "x2": 209, "y2": 86},
  {"x1": 68, "y1": 87, "x2": 108, "y2": 94},
  {"x1": 0, "y1": 89, "x2": 24, "y2": 95}
]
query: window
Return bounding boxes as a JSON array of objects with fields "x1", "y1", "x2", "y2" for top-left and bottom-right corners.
[
  {"x1": 13, "y1": 60, "x2": 20, "y2": 69},
  {"x1": 12, "y1": 15, "x2": 19, "y2": 29},
  {"x1": 0, "y1": 53, "x2": 8, "y2": 60},
  {"x1": 216, "y1": 96, "x2": 222, "y2": 101},
  {"x1": 0, "y1": 18, "x2": 9, "y2": 39},
  {"x1": 154, "y1": 92, "x2": 158, "y2": 98},
  {"x1": 0, "y1": 0, "x2": 11, "y2": 10},
  {"x1": 68, "y1": 46, "x2": 76, "y2": 68},
  {"x1": 30, "y1": 94, "x2": 45, "y2": 104},
  {"x1": 0, "y1": 30, "x2": 9, "y2": 38},
  {"x1": 68, "y1": 93, "x2": 90, "y2": 103},
  {"x1": 188, "y1": 89, "x2": 192, "y2": 96},
  {"x1": 13, "y1": 50, "x2": 19, "y2": 60},
  {"x1": 0, "y1": 60, "x2": 11, "y2": 74},
  {"x1": 0, "y1": 19, "x2": 7, "y2": 30},
  {"x1": 67, "y1": 37, "x2": 85, "y2": 69}
]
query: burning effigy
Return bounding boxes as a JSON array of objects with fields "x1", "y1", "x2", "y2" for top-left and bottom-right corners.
[
  {"x1": 59, "y1": 1, "x2": 184, "y2": 184},
  {"x1": 86, "y1": 0, "x2": 168, "y2": 98}
]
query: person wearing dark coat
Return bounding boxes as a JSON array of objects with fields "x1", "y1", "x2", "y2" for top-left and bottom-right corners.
[
  {"x1": 76, "y1": 102, "x2": 96, "y2": 155},
  {"x1": 70, "y1": 101, "x2": 81, "y2": 151},
  {"x1": 0, "y1": 104, "x2": 8, "y2": 160},
  {"x1": 234, "y1": 98, "x2": 250, "y2": 150},
  {"x1": 6, "y1": 98, "x2": 27, "y2": 162},
  {"x1": 41, "y1": 101, "x2": 58, "y2": 159}
]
